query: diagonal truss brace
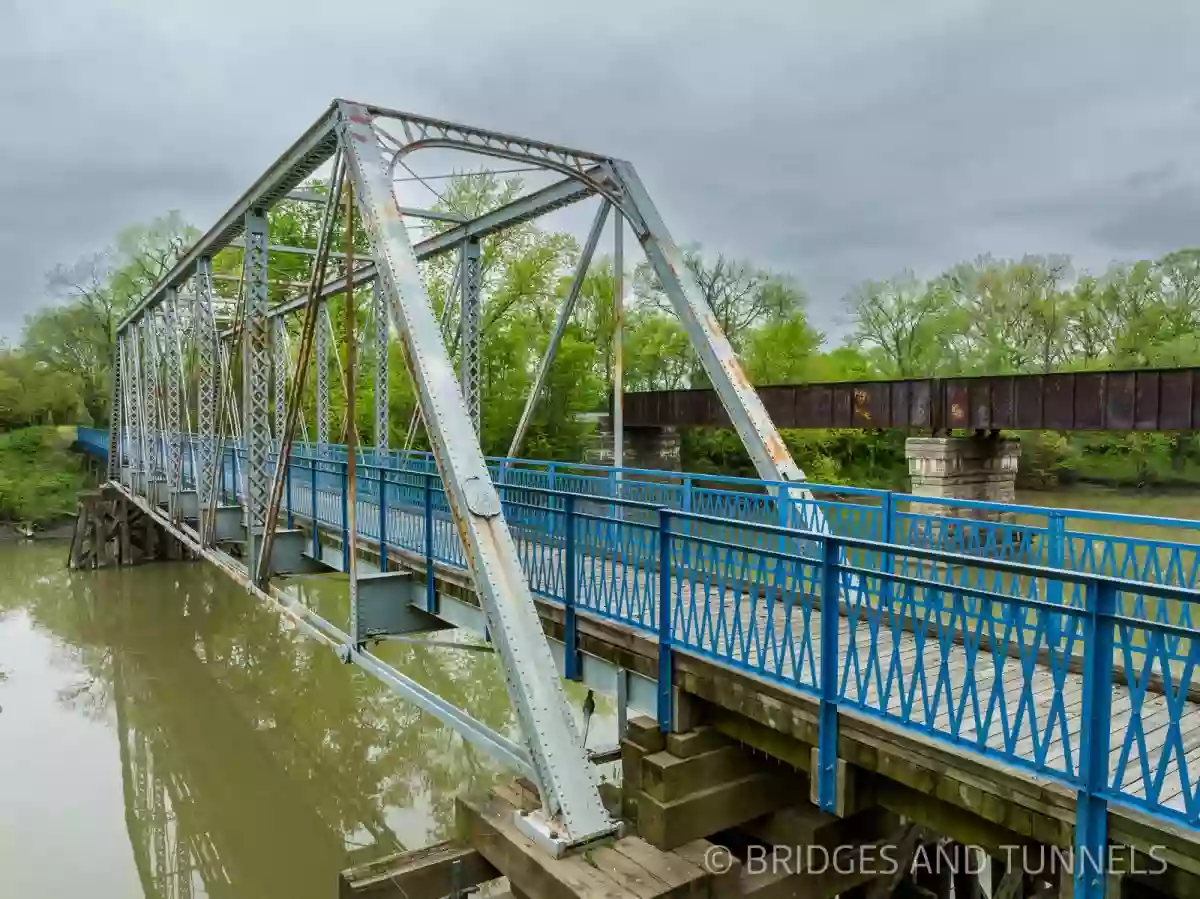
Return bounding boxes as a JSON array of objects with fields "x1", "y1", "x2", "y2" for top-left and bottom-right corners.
[
  {"x1": 604, "y1": 161, "x2": 827, "y2": 527},
  {"x1": 336, "y1": 100, "x2": 614, "y2": 848},
  {"x1": 509, "y1": 200, "x2": 609, "y2": 458}
]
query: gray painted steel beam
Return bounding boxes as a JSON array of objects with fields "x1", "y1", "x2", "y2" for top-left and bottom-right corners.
[
  {"x1": 459, "y1": 239, "x2": 482, "y2": 436},
  {"x1": 607, "y1": 161, "x2": 827, "y2": 524},
  {"x1": 256, "y1": 170, "x2": 599, "y2": 329},
  {"x1": 373, "y1": 282, "x2": 389, "y2": 449},
  {"x1": 336, "y1": 100, "x2": 613, "y2": 848},
  {"x1": 242, "y1": 209, "x2": 271, "y2": 574},
  {"x1": 118, "y1": 107, "x2": 339, "y2": 332}
]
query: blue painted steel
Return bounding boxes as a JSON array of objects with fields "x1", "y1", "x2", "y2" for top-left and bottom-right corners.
[
  {"x1": 78, "y1": 427, "x2": 1200, "y2": 830},
  {"x1": 340, "y1": 464, "x2": 349, "y2": 571},
  {"x1": 564, "y1": 494, "x2": 580, "y2": 681},
  {"x1": 817, "y1": 535, "x2": 840, "y2": 813},
  {"x1": 657, "y1": 509, "x2": 673, "y2": 732},
  {"x1": 1075, "y1": 579, "x2": 1117, "y2": 899},
  {"x1": 285, "y1": 462, "x2": 294, "y2": 528}
]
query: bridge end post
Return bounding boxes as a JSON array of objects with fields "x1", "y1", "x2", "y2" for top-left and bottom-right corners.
[{"x1": 816, "y1": 535, "x2": 841, "y2": 815}]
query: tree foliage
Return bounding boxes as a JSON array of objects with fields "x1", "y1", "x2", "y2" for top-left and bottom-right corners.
[{"x1": 17, "y1": 174, "x2": 1200, "y2": 496}]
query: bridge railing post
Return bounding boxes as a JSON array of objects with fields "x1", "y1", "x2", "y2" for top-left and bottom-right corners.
[
  {"x1": 285, "y1": 451, "x2": 294, "y2": 529},
  {"x1": 309, "y1": 456, "x2": 319, "y2": 558},
  {"x1": 1047, "y1": 510, "x2": 1066, "y2": 650},
  {"x1": 340, "y1": 461, "x2": 350, "y2": 572},
  {"x1": 424, "y1": 473, "x2": 435, "y2": 613},
  {"x1": 817, "y1": 534, "x2": 841, "y2": 813},
  {"x1": 564, "y1": 494, "x2": 580, "y2": 681},
  {"x1": 880, "y1": 491, "x2": 895, "y2": 608},
  {"x1": 1074, "y1": 577, "x2": 1116, "y2": 899},
  {"x1": 657, "y1": 508, "x2": 673, "y2": 732}
]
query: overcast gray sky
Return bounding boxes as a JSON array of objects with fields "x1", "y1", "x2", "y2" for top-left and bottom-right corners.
[{"x1": 4, "y1": 0, "x2": 1200, "y2": 339}]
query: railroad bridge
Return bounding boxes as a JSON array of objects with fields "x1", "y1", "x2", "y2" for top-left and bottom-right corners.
[
  {"x1": 68, "y1": 99, "x2": 1200, "y2": 899},
  {"x1": 611, "y1": 368, "x2": 1200, "y2": 516}
]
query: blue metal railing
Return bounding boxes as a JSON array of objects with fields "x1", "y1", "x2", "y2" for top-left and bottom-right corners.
[
  {"x1": 85, "y1": 427, "x2": 1200, "y2": 847},
  {"x1": 273, "y1": 448, "x2": 1200, "y2": 843},
  {"x1": 73, "y1": 426, "x2": 109, "y2": 458},
  {"x1": 89, "y1": 427, "x2": 1200, "y2": 632}
]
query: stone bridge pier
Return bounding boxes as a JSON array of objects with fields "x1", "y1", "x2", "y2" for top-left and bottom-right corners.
[
  {"x1": 585, "y1": 414, "x2": 681, "y2": 472},
  {"x1": 904, "y1": 434, "x2": 1021, "y2": 522}
]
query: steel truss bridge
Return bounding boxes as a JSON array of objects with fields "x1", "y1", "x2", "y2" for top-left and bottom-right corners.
[{"x1": 79, "y1": 99, "x2": 1200, "y2": 899}]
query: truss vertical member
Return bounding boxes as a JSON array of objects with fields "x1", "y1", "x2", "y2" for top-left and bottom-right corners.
[
  {"x1": 605, "y1": 161, "x2": 824, "y2": 516},
  {"x1": 163, "y1": 289, "x2": 184, "y2": 513},
  {"x1": 141, "y1": 315, "x2": 163, "y2": 485},
  {"x1": 107, "y1": 333, "x2": 123, "y2": 480},
  {"x1": 459, "y1": 238, "x2": 482, "y2": 436},
  {"x1": 373, "y1": 280, "x2": 389, "y2": 451},
  {"x1": 193, "y1": 258, "x2": 220, "y2": 541},
  {"x1": 273, "y1": 316, "x2": 287, "y2": 454},
  {"x1": 336, "y1": 100, "x2": 614, "y2": 850},
  {"x1": 242, "y1": 209, "x2": 271, "y2": 577},
  {"x1": 316, "y1": 301, "x2": 330, "y2": 456}
]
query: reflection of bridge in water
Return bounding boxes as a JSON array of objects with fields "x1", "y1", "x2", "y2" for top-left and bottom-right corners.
[{"x1": 102, "y1": 568, "x2": 416, "y2": 899}]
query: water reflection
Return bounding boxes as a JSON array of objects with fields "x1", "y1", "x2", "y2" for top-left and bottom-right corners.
[{"x1": 0, "y1": 545, "x2": 523, "y2": 899}]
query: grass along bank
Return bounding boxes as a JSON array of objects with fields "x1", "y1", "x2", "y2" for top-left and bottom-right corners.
[{"x1": 0, "y1": 427, "x2": 87, "y2": 528}]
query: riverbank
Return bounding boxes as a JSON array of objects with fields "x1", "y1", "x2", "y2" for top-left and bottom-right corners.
[{"x1": 0, "y1": 427, "x2": 87, "y2": 527}]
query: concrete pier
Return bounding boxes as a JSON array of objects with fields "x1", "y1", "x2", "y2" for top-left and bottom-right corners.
[
  {"x1": 905, "y1": 435, "x2": 1021, "y2": 522},
  {"x1": 586, "y1": 415, "x2": 681, "y2": 472}
]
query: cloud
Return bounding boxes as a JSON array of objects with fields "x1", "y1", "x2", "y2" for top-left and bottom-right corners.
[{"x1": 3, "y1": 0, "x2": 1200, "y2": 341}]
